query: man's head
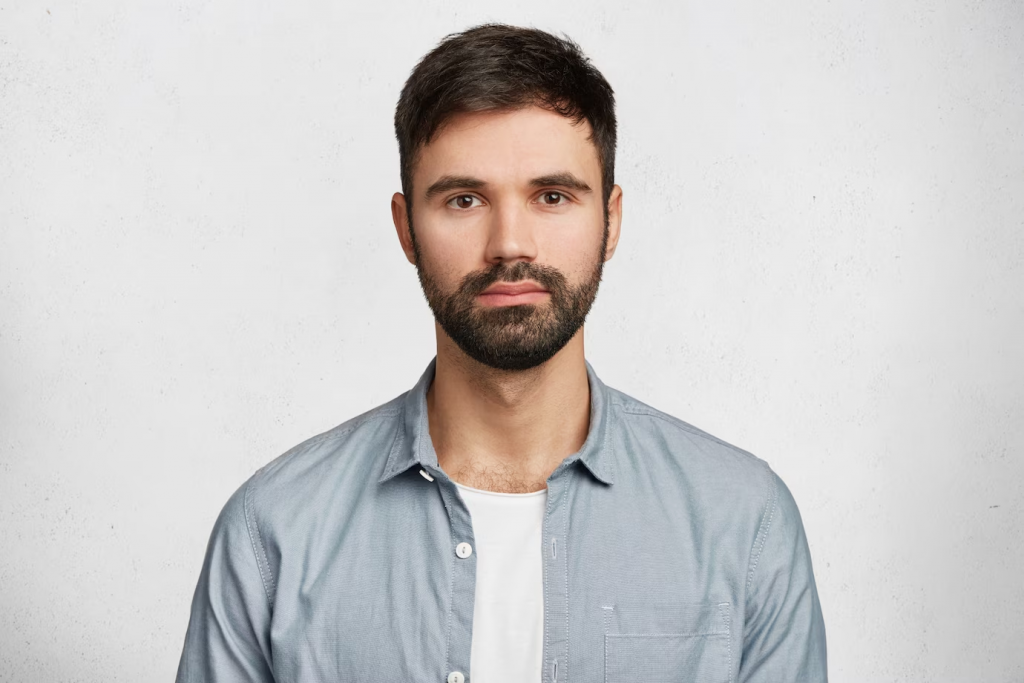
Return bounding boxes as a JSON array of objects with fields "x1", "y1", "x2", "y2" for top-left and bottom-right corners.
[{"x1": 391, "y1": 24, "x2": 621, "y2": 372}]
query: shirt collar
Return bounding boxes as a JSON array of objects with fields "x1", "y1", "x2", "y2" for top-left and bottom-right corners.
[{"x1": 378, "y1": 356, "x2": 615, "y2": 486}]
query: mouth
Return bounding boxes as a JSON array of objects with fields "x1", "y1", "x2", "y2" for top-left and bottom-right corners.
[
  {"x1": 477, "y1": 281, "x2": 550, "y2": 307},
  {"x1": 477, "y1": 291, "x2": 550, "y2": 307}
]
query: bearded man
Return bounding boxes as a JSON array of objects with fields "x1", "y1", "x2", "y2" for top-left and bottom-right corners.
[{"x1": 176, "y1": 23, "x2": 828, "y2": 683}]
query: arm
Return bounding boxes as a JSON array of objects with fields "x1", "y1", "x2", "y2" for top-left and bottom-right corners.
[
  {"x1": 175, "y1": 481, "x2": 275, "y2": 683},
  {"x1": 739, "y1": 468, "x2": 828, "y2": 682}
]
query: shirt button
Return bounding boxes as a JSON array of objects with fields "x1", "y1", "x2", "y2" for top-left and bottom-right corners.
[
  {"x1": 447, "y1": 672, "x2": 465, "y2": 683},
  {"x1": 455, "y1": 542, "x2": 473, "y2": 559}
]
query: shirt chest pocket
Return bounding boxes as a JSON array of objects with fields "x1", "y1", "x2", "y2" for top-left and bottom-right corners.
[{"x1": 601, "y1": 601, "x2": 732, "y2": 683}]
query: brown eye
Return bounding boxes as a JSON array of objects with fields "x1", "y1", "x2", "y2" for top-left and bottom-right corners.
[
  {"x1": 448, "y1": 195, "x2": 480, "y2": 209},
  {"x1": 541, "y1": 192, "x2": 565, "y2": 205}
]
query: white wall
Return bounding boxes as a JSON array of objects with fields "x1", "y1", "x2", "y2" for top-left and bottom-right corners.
[{"x1": 2, "y1": 1, "x2": 1021, "y2": 681}]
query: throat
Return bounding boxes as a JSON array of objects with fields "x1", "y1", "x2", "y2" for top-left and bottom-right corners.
[{"x1": 448, "y1": 462, "x2": 549, "y2": 494}]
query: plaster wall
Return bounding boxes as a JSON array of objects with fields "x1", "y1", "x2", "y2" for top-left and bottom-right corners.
[{"x1": 1, "y1": 1, "x2": 1022, "y2": 680}]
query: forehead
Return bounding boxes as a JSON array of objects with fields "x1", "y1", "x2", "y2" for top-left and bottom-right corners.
[{"x1": 414, "y1": 106, "x2": 600, "y2": 188}]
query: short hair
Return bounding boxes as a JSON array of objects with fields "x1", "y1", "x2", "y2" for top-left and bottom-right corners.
[{"x1": 394, "y1": 23, "x2": 617, "y2": 214}]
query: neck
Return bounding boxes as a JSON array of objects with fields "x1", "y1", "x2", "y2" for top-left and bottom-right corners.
[{"x1": 426, "y1": 325, "x2": 591, "y2": 493}]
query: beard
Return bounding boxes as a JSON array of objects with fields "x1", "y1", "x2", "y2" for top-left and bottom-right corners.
[{"x1": 412, "y1": 225, "x2": 608, "y2": 372}]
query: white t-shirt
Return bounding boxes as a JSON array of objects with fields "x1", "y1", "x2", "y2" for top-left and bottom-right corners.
[{"x1": 454, "y1": 481, "x2": 547, "y2": 683}]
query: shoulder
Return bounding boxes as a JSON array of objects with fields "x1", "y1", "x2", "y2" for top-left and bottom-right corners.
[
  {"x1": 607, "y1": 386, "x2": 775, "y2": 506},
  {"x1": 239, "y1": 393, "x2": 406, "y2": 518}
]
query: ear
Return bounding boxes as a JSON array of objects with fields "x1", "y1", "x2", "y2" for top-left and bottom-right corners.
[
  {"x1": 603, "y1": 184, "x2": 623, "y2": 261},
  {"x1": 391, "y1": 192, "x2": 417, "y2": 265}
]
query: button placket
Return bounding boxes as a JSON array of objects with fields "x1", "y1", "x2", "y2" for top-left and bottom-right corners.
[
  {"x1": 543, "y1": 476, "x2": 570, "y2": 683},
  {"x1": 435, "y1": 478, "x2": 476, "y2": 683}
]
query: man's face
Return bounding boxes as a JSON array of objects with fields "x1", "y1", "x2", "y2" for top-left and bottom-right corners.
[{"x1": 394, "y1": 105, "x2": 621, "y2": 372}]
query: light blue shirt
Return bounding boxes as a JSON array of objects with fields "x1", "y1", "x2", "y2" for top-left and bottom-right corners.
[{"x1": 176, "y1": 358, "x2": 827, "y2": 682}]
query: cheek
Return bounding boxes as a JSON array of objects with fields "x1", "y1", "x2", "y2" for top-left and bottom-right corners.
[
  {"x1": 417, "y1": 231, "x2": 477, "y2": 286},
  {"x1": 543, "y1": 231, "x2": 604, "y2": 281}
]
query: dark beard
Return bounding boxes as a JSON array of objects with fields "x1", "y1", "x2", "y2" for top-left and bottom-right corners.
[{"x1": 413, "y1": 229, "x2": 608, "y2": 372}]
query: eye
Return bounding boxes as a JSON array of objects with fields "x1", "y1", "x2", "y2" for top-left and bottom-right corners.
[
  {"x1": 538, "y1": 191, "x2": 567, "y2": 206},
  {"x1": 447, "y1": 195, "x2": 482, "y2": 210}
]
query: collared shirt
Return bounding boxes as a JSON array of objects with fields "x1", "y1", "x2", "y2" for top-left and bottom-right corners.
[{"x1": 176, "y1": 358, "x2": 828, "y2": 683}]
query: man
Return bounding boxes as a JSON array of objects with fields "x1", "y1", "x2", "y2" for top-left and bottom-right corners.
[{"x1": 176, "y1": 23, "x2": 827, "y2": 683}]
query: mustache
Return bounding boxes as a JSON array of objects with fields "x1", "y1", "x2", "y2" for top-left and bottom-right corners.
[{"x1": 457, "y1": 261, "x2": 567, "y2": 297}]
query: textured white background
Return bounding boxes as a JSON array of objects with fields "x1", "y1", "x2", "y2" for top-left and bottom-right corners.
[{"x1": 2, "y1": 1, "x2": 1022, "y2": 681}]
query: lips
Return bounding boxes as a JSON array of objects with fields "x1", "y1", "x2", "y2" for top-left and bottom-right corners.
[
  {"x1": 480, "y1": 281, "x2": 548, "y2": 296},
  {"x1": 477, "y1": 281, "x2": 550, "y2": 306}
]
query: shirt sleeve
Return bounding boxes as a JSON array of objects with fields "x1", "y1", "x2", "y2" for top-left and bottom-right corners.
[
  {"x1": 738, "y1": 468, "x2": 828, "y2": 682},
  {"x1": 175, "y1": 480, "x2": 275, "y2": 683}
]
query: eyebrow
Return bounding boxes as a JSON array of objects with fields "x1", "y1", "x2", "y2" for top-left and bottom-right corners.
[
  {"x1": 530, "y1": 172, "x2": 593, "y2": 194},
  {"x1": 422, "y1": 172, "x2": 593, "y2": 201},
  {"x1": 423, "y1": 175, "x2": 485, "y2": 201}
]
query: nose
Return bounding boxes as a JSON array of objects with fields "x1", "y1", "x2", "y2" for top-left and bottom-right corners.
[{"x1": 483, "y1": 201, "x2": 538, "y2": 265}]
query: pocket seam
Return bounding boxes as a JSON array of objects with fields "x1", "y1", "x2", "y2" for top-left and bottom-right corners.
[
  {"x1": 606, "y1": 632, "x2": 729, "y2": 638},
  {"x1": 603, "y1": 632, "x2": 731, "y2": 683},
  {"x1": 602, "y1": 602, "x2": 732, "y2": 683}
]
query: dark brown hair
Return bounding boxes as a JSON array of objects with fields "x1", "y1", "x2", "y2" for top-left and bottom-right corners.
[{"x1": 394, "y1": 23, "x2": 617, "y2": 214}]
